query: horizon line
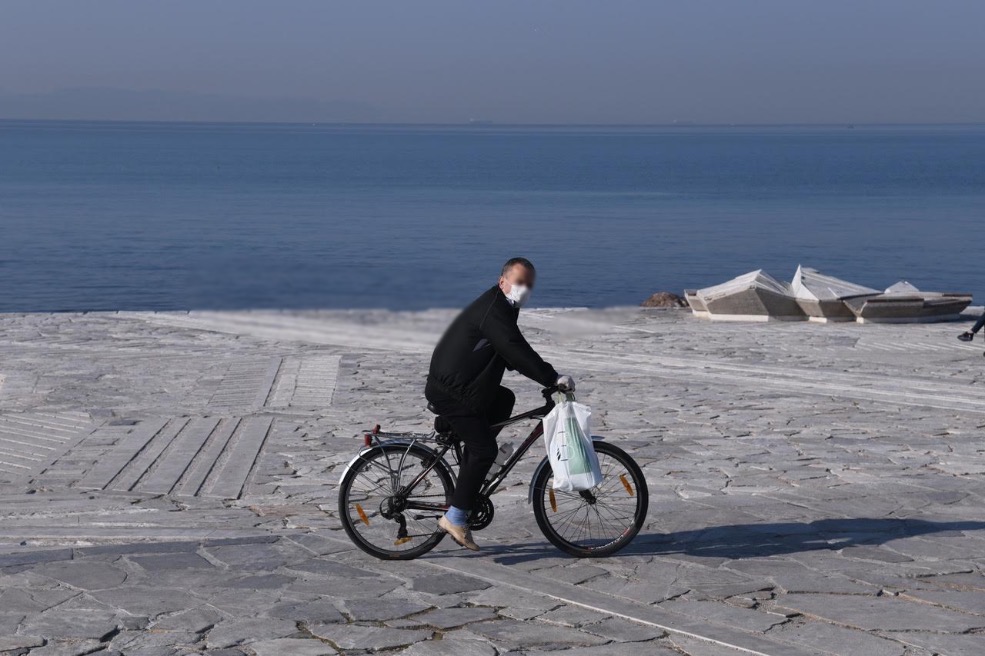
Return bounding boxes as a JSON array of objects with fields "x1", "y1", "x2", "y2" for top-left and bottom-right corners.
[{"x1": 2, "y1": 118, "x2": 984, "y2": 129}]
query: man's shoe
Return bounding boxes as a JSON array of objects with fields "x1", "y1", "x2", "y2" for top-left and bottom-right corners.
[
  {"x1": 959, "y1": 331, "x2": 974, "y2": 342},
  {"x1": 438, "y1": 516, "x2": 480, "y2": 551}
]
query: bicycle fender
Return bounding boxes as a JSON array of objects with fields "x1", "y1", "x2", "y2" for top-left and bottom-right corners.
[
  {"x1": 338, "y1": 448, "x2": 374, "y2": 485},
  {"x1": 526, "y1": 435, "x2": 605, "y2": 504}
]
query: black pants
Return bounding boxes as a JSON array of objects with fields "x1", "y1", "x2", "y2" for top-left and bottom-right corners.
[
  {"x1": 433, "y1": 386, "x2": 515, "y2": 511},
  {"x1": 974, "y1": 313, "x2": 985, "y2": 334}
]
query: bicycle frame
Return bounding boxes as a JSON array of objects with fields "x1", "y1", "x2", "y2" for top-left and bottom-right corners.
[{"x1": 361, "y1": 398, "x2": 556, "y2": 517}]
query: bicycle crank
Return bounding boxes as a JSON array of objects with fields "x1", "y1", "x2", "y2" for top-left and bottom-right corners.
[{"x1": 468, "y1": 494, "x2": 495, "y2": 531}]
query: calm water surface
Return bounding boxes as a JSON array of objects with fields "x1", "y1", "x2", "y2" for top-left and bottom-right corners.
[{"x1": 1, "y1": 121, "x2": 983, "y2": 311}]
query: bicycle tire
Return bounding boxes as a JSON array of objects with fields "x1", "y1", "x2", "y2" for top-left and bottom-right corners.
[
  {"x1": 532, "y1": 441, "x2": 648, "y2": 557},
  {"x1": 338, "y1": 443, "x2": 454, "y2": 560}
]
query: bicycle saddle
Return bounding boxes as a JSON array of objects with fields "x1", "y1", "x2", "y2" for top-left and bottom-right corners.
[{"x1": 426, "y1": 403, "x2": 454, "y2": 435}]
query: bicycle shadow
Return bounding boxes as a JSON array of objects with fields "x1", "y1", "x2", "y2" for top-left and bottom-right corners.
[{"x1": 471, "y1": 517, "x2": 985, "y2": 564}]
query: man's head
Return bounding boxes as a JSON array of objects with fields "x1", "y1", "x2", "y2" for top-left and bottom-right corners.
[{"x1": 499, "y1": 257, "x2": 536, "y2": 307}]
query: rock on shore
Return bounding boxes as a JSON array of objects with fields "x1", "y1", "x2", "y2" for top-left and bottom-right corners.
[{"x1": 640, "y1": 291, "x2": 687, "y2": 308}]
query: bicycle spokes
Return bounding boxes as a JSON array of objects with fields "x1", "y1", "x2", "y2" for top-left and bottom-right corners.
[
  {"x1": 342, "y1": 447, "x2": 453, "y2": 556},
  {"x1": 536, "y1": 442, "x2": 646, "y2": 555}
]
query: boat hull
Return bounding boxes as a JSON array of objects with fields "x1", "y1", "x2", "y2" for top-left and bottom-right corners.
[
  {"x1": 702, "y1": 288, "x2": 806, "y2": 322},
  {"x1": 845, "y1": 294, "x2": 973, "y2": 324}
]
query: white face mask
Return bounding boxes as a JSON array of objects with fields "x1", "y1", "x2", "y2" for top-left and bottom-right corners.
[{"x1": 505, "y1": 282, "x2": 531, "y2": 307}]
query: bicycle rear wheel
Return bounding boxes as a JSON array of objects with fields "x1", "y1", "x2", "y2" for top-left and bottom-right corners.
[
  {"x1": 338, "y1": 443, "x2": 454, "y2": 560},
  {"x1": 532, "y1": 441, "x2": 648, "y2": 557}
]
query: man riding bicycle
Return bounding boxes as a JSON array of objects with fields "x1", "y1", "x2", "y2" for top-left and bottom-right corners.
[{"x1": 425, "y1": 257, "x2": 574, "y2": 551}]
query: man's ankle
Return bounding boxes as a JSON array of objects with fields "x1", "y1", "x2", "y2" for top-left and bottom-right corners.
[{"x1": 444, "y1": 505, "x2": 469, "y2": 526}]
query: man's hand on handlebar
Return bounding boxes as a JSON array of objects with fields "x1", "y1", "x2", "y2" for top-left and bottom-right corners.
[{"x1": 556, "y1": 375, "x2": 575, "y2": 393}]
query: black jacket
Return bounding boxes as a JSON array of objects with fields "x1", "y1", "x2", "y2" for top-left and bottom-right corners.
[{"x1": 426, "y1": 285, "x2": 558, "y2": 413}]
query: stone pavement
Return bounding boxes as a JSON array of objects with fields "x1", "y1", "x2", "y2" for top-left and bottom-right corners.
[{"x1": 1, "y1": 307, "x2": 984, "y2": 655}]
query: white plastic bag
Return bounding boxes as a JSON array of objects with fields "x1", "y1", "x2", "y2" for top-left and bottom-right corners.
[{"x1": 541, "y1": 395, "x2": 603, "y2": 492}]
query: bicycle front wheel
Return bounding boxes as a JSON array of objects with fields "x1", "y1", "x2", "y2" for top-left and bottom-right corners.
[
  {"x1": 532, "y1": 441, "x2": 648, "y2": 557},
  {"x1": 338, "y1": 443, "x2": 454, "y2": 560}
]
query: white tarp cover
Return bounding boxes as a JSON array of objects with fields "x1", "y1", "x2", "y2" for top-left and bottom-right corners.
[
  {"x1": 884, "y1": 281, "x2": 922, "y2": 294},
  {"x1": 697, "y1": 270, "x2": 792, "y2": 302},
  {"x1": 790, "y1": 266, "x2": 879, "y2": 301}
]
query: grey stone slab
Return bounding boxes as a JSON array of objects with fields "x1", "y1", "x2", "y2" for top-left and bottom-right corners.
[
  {"x1": 248, "y1": 638, "x2": 338, "y2": 656},
  {"x1": 76, "y1": 417, "x2": 169, "y2": 490},
  {"x1": 584, "y1": 616, "x2": 668, "y2": 642},
  {"x1": 0, "y1": 587, "x2": 79, "y2": 614},
  {"x1": 267, "y1": 599, "x2": 345, "y2": 624},
  {"x1": 392, "y1": 633, "x2": 497, "y2": 656},
  {"x1": 770, "y1": 621, "x2": 905, "y2": 656},
  {"x1": 33, "y1": 560, "x2": 128, "y2": 590},
  {"x1": 522, "y1": 643, "x2": 681, "y2": 656},
  {"x1": 899, "y1": 589, "x2": 985, "y2": 615},
  {"x1": 0, "y1": 635, "x2": 44, "y2": 651},
  {"x1": 0, "y1": 614, "x2": 25, "y2": 634},
  {"x1": 281, "y1": 533, "x2": 356, "y2": 556},
  {"x1": 74, "y1": 541, "x2": 202, "y2": 558},
  {"x1": 463, "y1": 585, "x2": 557, "y2": 618},
  {"x1": 656, "y1": 600, "x2": 787, "y2": 633},
  {"x1": 225, "y1": 573, "x2": 294, "y2": 590},
  {"x1": 205, "y1": 618, "x2": 298, "y2": 649},
  {"x1": 111, "y1": 418, "x2": 191, "y2": 492},
  {"x1": 204, "y1": 544, "x2": 288, "y2": 571},
  {"x1": 207, "y1": 357, "x2": 281, "y2": 412},
  {"x1": 535, "y1": 564, "x2": 610, "y2": 585},
  {"x1": 410, "y1": 573, "x2": 491, "y2": 595},
  {"x1": 138, "y1": 416, "x2": 221, "y2": 495},
  {"x1": 884, "y1": 631, "x2": 985, "y2": 656},
  {"x1": 202, "y1": 535, "x2": 281, "y2": 548},
  {"x1": 283, "y1": 558, "x2": 379, "y2": 579},
  {"x1": 89, "y1": 586, "x2": 202, "y2": 616},
  {"x1": 149, "y1": 607, "x2": 223, "y2": 633},
  {"x1": 536, "y1": 604, "x2": 610, "y2": 628},
  {"x1": 0, "y1": 549, "x2": 74, "y2": 568},
  {"x1": 20, "y1": 609, "x2": 120, "y2": 640},
  {"x1": 307, "y1": 624, "x2": 433, "y2": 650},
  {"x1": 411, "y1": 606, "x2": 499, "y2": 629},
  {"x1": 469, "y1": 619, "x2": 609, "y2": 650},
  {"x1": 203, "y1": 416, "x2": 273, "y2": 499},
  {"x1": 667, "y1": 634, "x2": 753, "y2": 656},
  {"x1": 110, "y1": 629, "x2": 198, "y2": 654},
  {"x1": 130, "y1": 553, "x2": 215, "y2": 572},
  {"x1": 199, "y1": 587, "x2": 288, "y2": 618},
  {"x1": 21, "y1": 639, "x2": 105, "y2": 656},
  {"x1": 173, "y1": 417, "x2": 239, "y2": 497},
  {"x1": 774, "y1": 593, "x2": 985, "y2": 632},
  {"x1": 341, "y1": 598, "x2": 433, "y2": 622}
]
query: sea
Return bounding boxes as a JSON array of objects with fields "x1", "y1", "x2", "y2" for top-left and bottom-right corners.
[{"x1": 1, "y1": 120, "x2": 983, "y2": 313}]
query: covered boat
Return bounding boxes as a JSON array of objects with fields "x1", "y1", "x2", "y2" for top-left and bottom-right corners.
[
  {"x1": 844, "y1": 281, "x2": 973, "y2": 323},
  {"x1": 686, "y1": 270, "x2": 806, "y2": 321},
  {"x1": 789, "y1": 265, "x2": 879, "y2": 322}
]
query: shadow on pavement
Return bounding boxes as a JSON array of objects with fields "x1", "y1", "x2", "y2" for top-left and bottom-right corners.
[{"x1": 478, "y1": 518, "x2": 985, "y2": 564}]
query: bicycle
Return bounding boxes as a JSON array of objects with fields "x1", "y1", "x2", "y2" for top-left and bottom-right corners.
[{"x1": 338, "y1": 386, "x2": 649, "y2": 560}]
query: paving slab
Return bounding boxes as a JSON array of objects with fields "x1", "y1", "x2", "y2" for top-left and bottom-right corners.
[
  {"x1": 410, "y1": 606, "x2": 500, "y2": 629},
  {"x1": 306, "y1": 624, "x2": 434, "y2": 650},
  {"x1": 774, "y1": 592, "x2": 985, "y2": 632},
  {"x1": 205, "y1": 618, "x2": 299, "y2": 649},
  {"x1": 4, "y1": 308, "x2": 985, "y2": 655},
  {"x1": 247, "y1": 637, "x2": 338, "y2": 655}
]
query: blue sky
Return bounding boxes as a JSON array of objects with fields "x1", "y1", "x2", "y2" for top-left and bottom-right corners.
[{"x1": 2, "y1": 1, "x2": 984, "y2": 123}]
